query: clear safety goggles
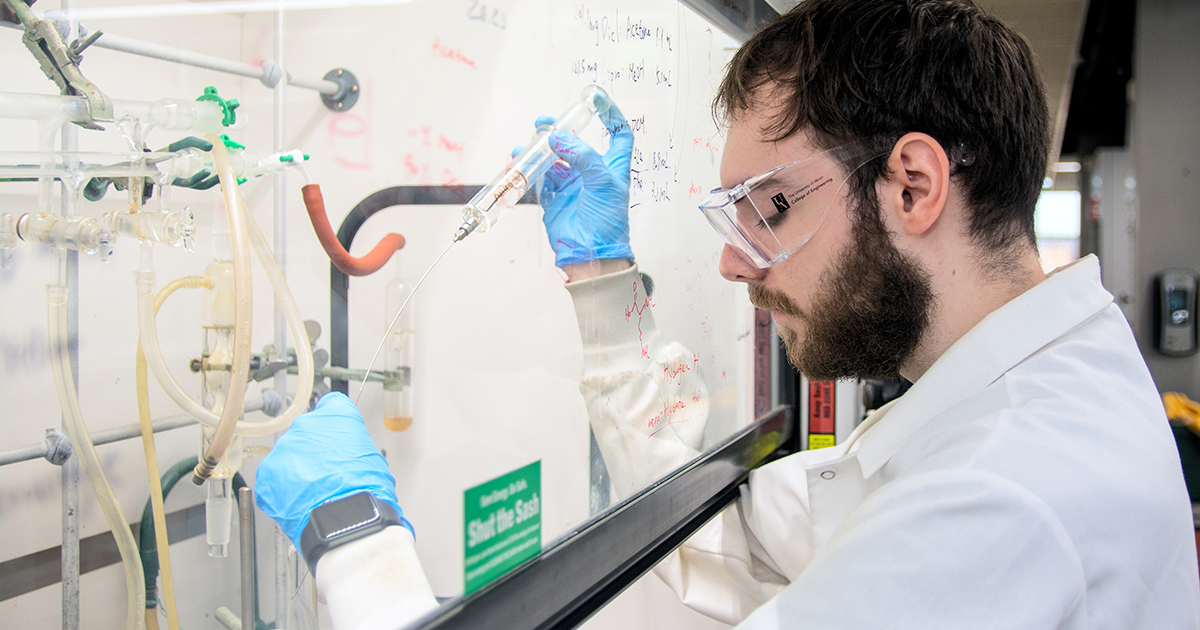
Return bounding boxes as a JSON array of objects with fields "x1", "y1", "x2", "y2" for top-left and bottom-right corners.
[{"x1": 698, "y1": 144, "x2": 886, "y2": 268}]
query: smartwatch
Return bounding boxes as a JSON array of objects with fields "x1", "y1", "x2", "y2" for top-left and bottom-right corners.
[{"x1": 299, "y1": 490, "x2": 404, "y2": 575}]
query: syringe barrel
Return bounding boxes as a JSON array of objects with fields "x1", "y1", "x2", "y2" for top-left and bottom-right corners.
[
  {"x1": 551, "y1": 85, "x2": 611, "y2": 136},
  {"x1": 462, "y1": 85, "x2": 611, "y2": 233}
]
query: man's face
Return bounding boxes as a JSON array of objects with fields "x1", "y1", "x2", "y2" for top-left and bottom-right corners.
[{"x1": 717, "y1": 113, "x2": 934, "y2": 380}]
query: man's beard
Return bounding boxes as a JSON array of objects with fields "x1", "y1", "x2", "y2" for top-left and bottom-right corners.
[{"x1": 749, "y1": 197, "x2": 934, "y2": 381}]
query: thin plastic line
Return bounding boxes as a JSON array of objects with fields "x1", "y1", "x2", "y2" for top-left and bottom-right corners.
[{"x1": 355, "y1": 238, "x2": 456, "y2": 405}]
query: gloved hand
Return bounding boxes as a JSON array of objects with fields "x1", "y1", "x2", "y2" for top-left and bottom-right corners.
[
  {"x1": 520, "y1": 101, "x2": 635, "y2": 267},
  {"x1": 255, "y1": 391, "x2": 412, "y2": 550}
]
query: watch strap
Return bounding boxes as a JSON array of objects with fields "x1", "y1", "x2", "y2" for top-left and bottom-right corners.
[{"x1": 299, "y1": 491, "x2": 404, "y2": 576}]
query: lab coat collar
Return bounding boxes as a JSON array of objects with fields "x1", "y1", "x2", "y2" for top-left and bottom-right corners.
[{"x1": 854, "y1": 255, "x2": 1115, "y2": 478}]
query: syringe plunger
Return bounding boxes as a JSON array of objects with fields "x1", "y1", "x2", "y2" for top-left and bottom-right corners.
[{"x1": 454, "y1": 85, "x2": 611, "y2": 242}]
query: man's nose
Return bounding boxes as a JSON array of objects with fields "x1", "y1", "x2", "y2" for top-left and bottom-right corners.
[{"x1": 719, "y1": 245, "x2": 768, "y2": 283}]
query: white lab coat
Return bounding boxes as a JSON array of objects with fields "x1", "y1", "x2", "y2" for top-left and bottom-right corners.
[{"x1": 565, "y1": 256, "x2": 1200, "y2": 629}]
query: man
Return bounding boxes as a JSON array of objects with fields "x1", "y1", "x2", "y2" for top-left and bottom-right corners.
[{"x1": 256, "y1": 0, "x2": 1200, "y2": 628}]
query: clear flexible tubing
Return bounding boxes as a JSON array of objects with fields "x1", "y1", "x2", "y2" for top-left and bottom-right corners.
[
  {"x1": 295, "y1": 162, "x2": 314, "y2": 186},
  {"x1": 208, "y1": 137, "x2": 314, "y2": 431},
  {"x1": 134, "y1": 150, "x2": 252, "y2": 482},
  {"x1": 136, "y1": 275, "x2": 208, "y2": 630},
  {"x1": 191, "y1": 137, "x2": 254, "y2": 482},
  {"x1": 48, "y1": 283, "x2": 147, "y2": 630},
  {"x1": 136, "y1": 147, "x2": 315, "y2": 438}
]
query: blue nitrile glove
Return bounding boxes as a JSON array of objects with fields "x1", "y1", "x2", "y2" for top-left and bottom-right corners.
[
  {"x1": 519, "y1": 101, "x2": 635, "y2": 267},
  {"x1": 255, "y1": 391, "x2": 413, "y2": 550}
]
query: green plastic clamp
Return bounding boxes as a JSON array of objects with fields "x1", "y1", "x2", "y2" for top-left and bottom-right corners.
[
  {"x1": 217, "y1": 135, "x2": 248, "y2": 184},
  {"x1": 196, "y1": 86, "x2": 240, "y2": 127}
]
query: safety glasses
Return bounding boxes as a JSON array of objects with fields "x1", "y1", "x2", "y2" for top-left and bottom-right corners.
[{"x1": 698, "y1": 144, "x2": 886, "y2": 268}]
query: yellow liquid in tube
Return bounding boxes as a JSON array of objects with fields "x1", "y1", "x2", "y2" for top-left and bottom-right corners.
[{"x1": 384, "y1": 258, "x2": 416, "y2": 431}]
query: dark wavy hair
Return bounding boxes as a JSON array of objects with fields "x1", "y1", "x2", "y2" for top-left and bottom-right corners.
[{"x1": 715, "y1": 0, "x2": 1050, "y2": 260}]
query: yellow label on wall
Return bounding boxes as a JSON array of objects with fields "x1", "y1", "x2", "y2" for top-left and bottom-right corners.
[{"x1": 808, "y1": 434, "x2": 836, "y2": 450}]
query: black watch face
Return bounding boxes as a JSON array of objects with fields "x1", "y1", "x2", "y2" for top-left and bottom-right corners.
[{"x1": 312, "y1": 492, "x2": 381, "y2": 540}]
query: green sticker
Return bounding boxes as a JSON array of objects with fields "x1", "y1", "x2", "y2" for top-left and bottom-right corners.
[{"x1": 463, "y1": 461, "x2": 541, "y2": 594}]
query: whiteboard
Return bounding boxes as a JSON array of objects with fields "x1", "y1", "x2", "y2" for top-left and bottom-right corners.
[{"x1": 0, "y1": 0, "x2": 757, "y2": 616}]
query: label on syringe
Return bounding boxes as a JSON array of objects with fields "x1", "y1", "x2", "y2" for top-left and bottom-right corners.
[
  {"x1": 489, "y1": 169, "x2": 529, "y2": 208},
  {"x1": 463, "y1": 168, "x2": 531, "y2": 233}
]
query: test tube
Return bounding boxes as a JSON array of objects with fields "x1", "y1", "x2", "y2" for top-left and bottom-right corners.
[
  {"x1": 455, "y1": 85, "x2": 611, "y2": 241},
  {"x1": 383, "y1": 256, "x2": 416, "y2": 431}
]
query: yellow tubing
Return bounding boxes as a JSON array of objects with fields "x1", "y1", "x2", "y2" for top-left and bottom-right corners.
[
  {"x1": 48, "y1": 283, "x2": 146, "y2": 630},
  {"x1": 209, "y1": 136, "x2": 315, "y2": 430},
  {"x1": 137, "y1": 275, "x2": 208, "y2": 630},
  {"x1": 193, "y1": 135, "x2": 255, "y2": 483}
]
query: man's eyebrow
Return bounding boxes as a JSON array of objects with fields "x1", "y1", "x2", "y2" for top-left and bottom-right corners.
[{"x1": 720, "y1": 171, "x2": 752, "y2": 189}]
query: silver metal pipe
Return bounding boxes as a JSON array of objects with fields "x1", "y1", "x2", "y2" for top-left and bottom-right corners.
[
  {"x1": 0, "y1": 392, "x2": 283, "y2": 466},
  {"x1": 275, "y1": 530, "x2": 288, "y2": 630},
  {"x1": 285, "y1": 76, "x2": 337, "y2": 93},
  {"x1": 273, "y1": 4, "x2": 291, "y2": 625},
  {"x1": 239, "y1": 486, "x2": 256, "y2": 630},
  {"x1": 61, "y1": 447, "x2": 80, "y2": 630},
  {"x1": 2, "y1": 442, "x2": 54, "y2": 466},
  {"x1": 0, "y1": 20, "x2": 340, "y2": 94},
  {"x1": 58, "y1": 18, "x2": 81, "y2": 619},
  {"x1": 272, "y1": 0, "x2": 289, "y2": 430},
  {"x1": 0, "y1": 414, "x2": 196, "y2": 466},
  {"x1": 98, "y1": 32, "x2": 268, "y2": 81},
  {"x1": 93, "y1": 33, "x2": 336, "y2": 94}
]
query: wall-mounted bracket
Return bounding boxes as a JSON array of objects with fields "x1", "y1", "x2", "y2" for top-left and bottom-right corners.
[{"x1": 319, "y1": 68, "x2": 359, "y2": 112}]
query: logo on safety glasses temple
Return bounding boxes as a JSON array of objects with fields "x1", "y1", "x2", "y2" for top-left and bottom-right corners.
[{"x1": 770, "y1": 193, "x2": 790, "y2": 213}]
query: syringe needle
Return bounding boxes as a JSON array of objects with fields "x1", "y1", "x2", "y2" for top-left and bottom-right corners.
[
  {"x1": 355, "y1": 238, "x2": 457, "y2": 406},
  {"x1": 452, "y1": 214, "x2": 481, "y2": 243}
]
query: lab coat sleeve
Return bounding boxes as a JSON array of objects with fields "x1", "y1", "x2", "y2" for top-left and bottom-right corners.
[
  {"x1": 564, "y1": 264, "x2": 796, "y2": 624},
  {"x1": 316, "y1": 525, "x2": 440, "y2": 630},
  {"x1": 736, "y1": 469, "x2": 1087, "y2": 629}
]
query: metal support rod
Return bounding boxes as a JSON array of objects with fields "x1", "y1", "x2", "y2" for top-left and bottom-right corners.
[
  {"x1": 2, "y1": 440, "x2": 55, "y2": 466},
  {"x1": 61, "y1": 446, "x2": 79, "y2": 630},
  {"x1": 274, "y1": 530, "x2": 288, "y2": 630},
  {"x1": 92, "y1": 31, "x2": 337, "y2": 94},
  {"x1": 0, "y1": 391, "x2": 282, "y2": 467},
  {"x1": 0, "y1": 20, "x2": 339, "y2": 94},
  {"x1": 56, "y1": 5, "x2": 82, "y2": 616},
  {"x1": 273, "y1": 4, "x2": 290, "y2": 625},
  {"x1": 271, "y1": 0, "x2": 289, "y2": 439},
  {"x1": 239, "y1": 486, "x2": 256, "y2": 630},
  {"x1": 0, "y1": 414, "x2": 196, "y2": 466}
]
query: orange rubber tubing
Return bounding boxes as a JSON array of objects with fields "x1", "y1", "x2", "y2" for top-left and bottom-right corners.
[{"x1": 302, "y1": 184, "x2": 405, "y2": 276}]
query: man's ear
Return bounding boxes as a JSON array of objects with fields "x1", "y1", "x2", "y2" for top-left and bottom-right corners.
[{"x1": 880, "y1": 133, "x2": 950, "y2": 236}]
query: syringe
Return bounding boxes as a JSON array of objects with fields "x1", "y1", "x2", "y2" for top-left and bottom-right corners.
[{"x1": 452, "y1": 85, "x2": 611, "y2": 243}]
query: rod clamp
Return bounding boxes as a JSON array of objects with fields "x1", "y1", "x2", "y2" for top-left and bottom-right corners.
[
  {"x1": 259, "y1": 59, "x2": 285, "y2": 88},
  {"x1": 43, "y1": 428, "x2": 73, "y2": 466}
]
